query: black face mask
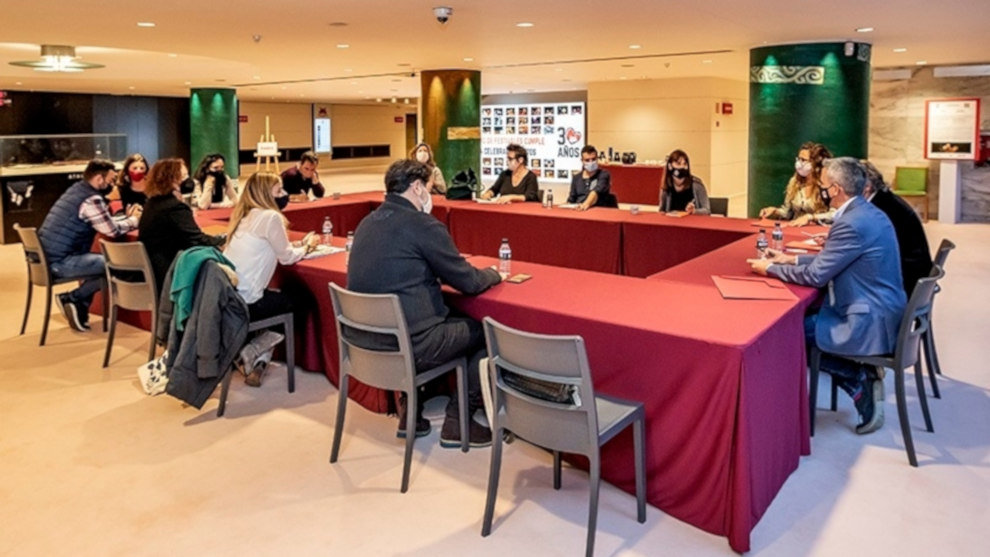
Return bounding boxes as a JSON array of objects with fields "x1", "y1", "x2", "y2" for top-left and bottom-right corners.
[
  {"x1": 209, "y1": 170, "x2": 227, "y2": 187},
  {"x1": 819, "y1": 185, "x2": 832, "y2": 207},
  {"x1": 669, "y1": 167, "x2": 690, "y2": 181},
  {"x1": 276, "y1": 195, "x2": 289, "y2": 210},
  {"x1": 179, "y1": 177, "x2": 197, "y2": 194}
]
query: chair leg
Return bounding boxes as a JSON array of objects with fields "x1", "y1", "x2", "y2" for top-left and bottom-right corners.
[
  {"x1": 481, "y1": 426, "x2": 504, "y2": 537},
  {"x1": 20, "y1": 282, "x2": 32, "y2": 335},
  {"x1": 329, "y1": 372, "x2": 350, "y2": 464},
  {"x1": 456, "y1": 362, "x2": 468, "y2": 453},
  {"x1": 40, "y1": 286, "x2": 53, "y2": 346},
  {"x1": 553, "y1": 451, "x2": 562, "y2": 489},
  {"x1": 102, "y1": 305, "x2": 118, "y2": 368},
  {"x1": 809, "y1": 347, "x2": 821, "y2": 436},
  {"x1": 400, "y1": 389, "x2": 417, "y2": 493},
  {"x1": 926, "y1": 319, "x2": 942, "y2": 376},
  {"x1": 830, "y1": 377, "x2": 838, "y2": 411},
  {"x1": 914, "y1": 362, "x2": 934, "y2": 433},
  {"x1": 148, "y1": 308, "x2": 159, "y2": 363},
  {"x1": 585, "y1": 459, "x2": 601, "y2": 557},
  {"x1": 284, "y1": 317, "x2": 295, "y2": 393},
  {"x1": 922, "y1": 329, "x2": 940, "y2": 398},
  {"x1": 216, "y1": 365, "x2": 234, "y2": 417},
  {"x1": 101, "y1": 281, "x2": 108, "y2": 333},
  {"x1": 893, "y1": 368, "x2": 919, "y2": 467},
  {"x1": 633, "y1": 415, "x2": 646, "y2": 523}
]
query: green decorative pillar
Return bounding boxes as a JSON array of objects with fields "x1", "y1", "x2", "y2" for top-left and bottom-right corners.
[
  {"x1": 748, "y1": 43, "x2": 871, "y2": 216},
  {"x1": 190, "y1": 88, "x2": 239, "y2": 178},
  {"x1": 420, "y1": 70, "x2": 481, "y2": 192}
]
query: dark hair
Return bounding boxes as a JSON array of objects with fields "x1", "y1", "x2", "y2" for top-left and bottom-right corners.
[
  {"x1": 860, "y1": 160, "x2": 889, "y2": 193},
  {"x1": 146, "y1": 158, "x2": 187, "y2": 197},
  {"x1": 193, "y1": 153, "x2": 226, "y2": 184},
  {"x1": 118, "y1": 153, "x2": 149, "y2": 191},
  {"x1": 299, "y1": 151, "x2": 319, "y2": 166},
  {"x1": 663, "y1": 149, "x2": 691, "y2": 192},
  {"x1": 83, "y1": 159, "x2": 117, "y2": 181},
  {"x1": 506, "y1": 143, "x2": 528, "y2": 166},
  {"x1": 385, "y1": 159, "x2": 432, "y2": 194},
  {"x1": 408, "y1": 142, "x2": 436, "y2": 167},
  {"x1": 581, "y1": 145, "x2": 598, "y2": 157}
]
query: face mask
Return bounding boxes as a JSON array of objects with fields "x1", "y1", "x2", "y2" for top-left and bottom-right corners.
[
  {"x1": 795, "y1": 161, "x2": 812, "y2": 177},
  {"x1": 419, "y1": 183, "x2": 433, "y2": 214},
  {"x1": 209, "y1": 170, "x2": 226, "y2": 185},
  {"x1": 129, "y1": 170, "x2": 146, "y2": 182},
  {"x1": 276, "y1": 195, "x2": 289, "y2": 210},
  {"x1": 670, "y1": 167, "x2": 690, "y2": 181},
  {"x1": 819, "y1": 185, "x2": 832, "y2": 207},
  {"x1": 583, "y1": 161, "x2": 598, "y2": 173},
  {"x1": 416, "y1": 151, "x2": 430, "y2": 164}
]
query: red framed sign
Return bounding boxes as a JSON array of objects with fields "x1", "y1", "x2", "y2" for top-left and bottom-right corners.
[{"x1": 924, "y1": 97, "x2": 981, "y2": 160}]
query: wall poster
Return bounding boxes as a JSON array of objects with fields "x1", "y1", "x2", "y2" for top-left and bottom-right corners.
[{"x1": 480, "y1": 102, "x2": 586, "y2": 182}]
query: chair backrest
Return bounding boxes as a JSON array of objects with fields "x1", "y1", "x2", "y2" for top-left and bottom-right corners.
[
  {"x1": 13, "y1": 223, "x2": 53, "y2": 287},
  {"x1": 933, "y1": 238, "x2": 955, "y2": 268},
  {"x1": 894, "y1": 265, "x2": 944, "y2": 368},
  {"x1": 597, "y1": 191, "x2": 619, "y2": 208},
  {"x1": 482, "y1": 317, "x2": 599, "y2": 456},
  {"x1": 709, "y1": 197, "x2": 729, "y2": 216},
  {"x1": 100, "y1": 240, "x2": 157, "y2": 312},
  {"x1": 328, "y1": 282, "x2": 417, "y2": 392},
  {"x1": 894, "y1": 166, "x2": 928, "y2": 194}
]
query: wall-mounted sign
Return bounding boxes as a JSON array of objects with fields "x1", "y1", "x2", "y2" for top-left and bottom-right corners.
[
  {"x1": 925, "y1": 98, "x2": 981, "y2": 160},
  {"x1": 314, "y1": 117, "x2": 331, "y2": 154},
  {"x1": 480, "y1": 101, "x2": 586, "y2": 183},
  {"x1": 238, "y1": 114, "x2": 248, "y2": 123}
]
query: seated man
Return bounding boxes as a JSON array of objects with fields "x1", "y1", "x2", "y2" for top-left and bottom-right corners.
[
  {"x1": 862, "y1": 161, "x2": 933, "y2": 297},
  {"x1": 347, "y1": 159, "x2": 503, "y2": 447},
  {"x1": 567, "y1": 145, "x2": 613, "y2": 211},
  {"x1": 749, "y1": 157, "x2": 906, "y2": 435},
  {"x1": 38, "y1": 159, "x2": 142, "y2": 331},
  {"x1": 280, "y1": 151, "x2": 325, "y2": 202}
]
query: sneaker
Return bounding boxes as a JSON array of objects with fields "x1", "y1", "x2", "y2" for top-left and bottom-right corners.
[
  {"x1": 439, "y1": 416, "x2": 492, "y2": 449},
  {"x1": 57, "y1": 294, "x2": 87, "y2": 332},
  {"x1": 396, "y1": 417, "x2": 432, "y2": 438},
  {"x1": 856, "y1": 378, "x2": 885, "y2": 435},
  {"x1": 244, "y1": 360, "x2": 268, "y2": 387}
]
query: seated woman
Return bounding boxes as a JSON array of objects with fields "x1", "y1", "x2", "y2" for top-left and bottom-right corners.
[
  {"x1": 660, "y1": 149, "x2": 710, "y2": 215},
  {"x1": 410, "y1": 142, "x2": 447, "y2": 194},
  {"x1": 759, "y1": 142, "x2": 836, "y2": 226},
  {"x1": 480, "y1": 143, "x2": 539, "y2": 204},
  {"x1": 139, "y1": 158, "x2": 226, "y2": 292},
  {"x1": 192, "y1": 153, "x2": 239, "y2": 210},
  {"x1": 223, "y1": 172, "x2": 319, "y2": 386},
  {"x1": 109, "y1": 153, "x2": 151, "y2": 214}
]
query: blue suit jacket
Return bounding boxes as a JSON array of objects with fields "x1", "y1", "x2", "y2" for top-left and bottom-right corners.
[{"x1": 769, "y1": 196, "x2": 907, "y2": 356}]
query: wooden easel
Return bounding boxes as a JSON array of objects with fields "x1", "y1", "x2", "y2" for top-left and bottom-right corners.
[{"x1": 254, "y1": 116, "x2": 281, "y2": 172}]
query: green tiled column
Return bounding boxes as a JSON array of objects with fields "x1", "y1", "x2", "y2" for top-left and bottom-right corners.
[
  {"x1": 748, "y1": 43, "x2": 871, "y2": 216},
  {"x1": 420, "y1": 70, "x2": 481, "y2": 193},
  {"x1": 190, "y1": 88, "x2": 239, "y2": 178}
]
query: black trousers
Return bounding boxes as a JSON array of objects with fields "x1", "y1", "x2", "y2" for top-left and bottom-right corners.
[{"x1": 247, "y1": 289, "x2": 294, "y2": 321}]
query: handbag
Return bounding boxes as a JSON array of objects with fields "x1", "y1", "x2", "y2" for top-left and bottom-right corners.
[{"x1": 446, "y1": 167, "x2": 478, "y2": 200}]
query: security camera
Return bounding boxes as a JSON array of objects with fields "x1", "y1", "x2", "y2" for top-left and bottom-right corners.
[{"x1": 433, "y1": 6, "x2": 453, "y2": 24}]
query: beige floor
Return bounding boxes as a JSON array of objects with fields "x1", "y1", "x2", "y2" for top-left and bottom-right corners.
[{"x1": 1, "y1": 194, "x2": 988, "y2": 555}]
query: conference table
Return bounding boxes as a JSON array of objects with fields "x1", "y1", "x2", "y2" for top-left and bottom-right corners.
[{"x1": 600, "y1": 163, "x2": 665, "y2": 205}]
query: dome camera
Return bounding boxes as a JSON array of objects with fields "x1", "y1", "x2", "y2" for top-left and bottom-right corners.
[{"x1": 433, "y1": 6, "x2": 453, "y2": 24}]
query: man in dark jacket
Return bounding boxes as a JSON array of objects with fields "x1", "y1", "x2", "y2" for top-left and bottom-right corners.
[
  {"x1": 348, "y1": 159, "x2": 503, "y2": 447},
  {"x1": 862, "y1": 161, "x2": 933, "y2": 297}
]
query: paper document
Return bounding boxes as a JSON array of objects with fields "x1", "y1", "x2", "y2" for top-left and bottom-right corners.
[{"x1": 304, "y1": 245, "x2": 345, "y2": 259}]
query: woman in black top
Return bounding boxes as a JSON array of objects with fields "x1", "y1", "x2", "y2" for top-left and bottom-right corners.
[
  {"x1": 139, "y1": 158, "x2": 226, "y2": 292},
  {"x1": 110, "y1": 153, "x2": 151, "y2": 214},
  {"x1": 659, "y1": 149, "x2": 710, "y2": 215},
  {"x1": 480, "y1": 143, "x2": 539, "y2": 203}
]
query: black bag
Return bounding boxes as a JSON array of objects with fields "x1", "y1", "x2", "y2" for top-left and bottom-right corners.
[{"x1": 446, "y1": 167, "x2": 478, "y2": 200}]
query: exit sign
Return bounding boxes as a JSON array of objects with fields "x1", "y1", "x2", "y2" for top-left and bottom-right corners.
[
  {"x1": 394, "y1": 116, "x2": 404, "y2": 123},
  {"x1": 238, "y1": 114, "x2": 248, "y2": 123}
]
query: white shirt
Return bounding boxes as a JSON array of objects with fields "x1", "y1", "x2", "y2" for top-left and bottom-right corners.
[{"x1": 223, "y1": 208, "x2": 305, "y2": 304}]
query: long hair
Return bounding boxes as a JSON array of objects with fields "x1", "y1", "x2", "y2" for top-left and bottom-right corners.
[
  {"x1": 227, "y1": 172, "x2": 287, "y2": 239},
  {"x1": 145, "y1": 158, "x2": 186, "y2": 197},
  {"x1": 118, "y1": 153, "x2": 149, "y2": 192},
  {"x1": 784, "y1": 142, "x2": 832, "y2": 212},
  {"x1": 194, "y1": 153, "x2": 226, "y2": 184},
  {"x1": 409, "y1": 142, "x2": 436, "y2": 168},
  {"x1": 662, "y1": 149, "x2": 691, "y2": 192}
]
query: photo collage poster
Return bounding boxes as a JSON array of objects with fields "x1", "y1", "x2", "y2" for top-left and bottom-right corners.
[{"x1": 480, "y1": 102, "x2": 586, "y2": 183}]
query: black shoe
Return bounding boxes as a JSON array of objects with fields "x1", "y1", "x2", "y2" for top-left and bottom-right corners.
[
  {"x1": 396, "y1": 416, "x2": 431, "y2": 438},
  {"x1": 57, "y1": 294, "x2": 86, "y2": 332},
  {"x1": 856, "y1": 377, "x2": 885, "y2": 435},
  {"x1": 439, "y1": 416, "x2": 492, "y2": 449}
]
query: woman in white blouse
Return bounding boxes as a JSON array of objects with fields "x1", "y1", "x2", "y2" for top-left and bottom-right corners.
[{"x1": 224, "y1": 171, "x2": 318, "y2": 385}]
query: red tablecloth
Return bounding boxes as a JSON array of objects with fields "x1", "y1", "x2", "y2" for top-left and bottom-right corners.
[
  {"x1": 601, "y1": 163, "x2": 664, "y2": 205},
  {"x1": 446, "y1": 201, "x2": 626, "y2": 273},
  {"x1": 621, "y1": 213, "x2": 756, "y2": 277}
]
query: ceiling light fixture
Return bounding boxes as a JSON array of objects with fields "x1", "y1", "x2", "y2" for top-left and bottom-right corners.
[
  {"x1": 516, "y1": 22, "x2": 534, "y2": 28},
  {"x1": 463, "y1": 57, "x2": 474, "y2": 62},
  {"x1": 916, "y1": 60, "x2": 927, "y2": 65},
  {"x1": 336, "y1": 43, "x2": 350, "y2": 49},
  {"x1": 8, "y1": 45, "x2": 104, "y2": 72},
  {"x1": 855, "y1": 27, "x2": 874, "y2": 33},
  {"x1": 629, "y1": 44, "x2": 642, "y2": 50},
  {"x1": 168, "y1": 53, "x2": 178, "y2": 58},
  {"x1": 137, "y1": 22, "x2": 156, "y2": 28},
  {"x1": 893, "y1": 48, "x2": 907, "y2": 53}
]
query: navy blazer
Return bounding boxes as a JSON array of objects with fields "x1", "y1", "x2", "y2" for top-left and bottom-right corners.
[{"x1": 769, "y1": 196, "x2": 907, "y2": 356}]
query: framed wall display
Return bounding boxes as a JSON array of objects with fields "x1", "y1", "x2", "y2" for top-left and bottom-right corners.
[
  {"x1": 924, "y1": 98, "x2": 981, "y2": 160},
  {"x1": 314, "y1": 117, "x2": 332, "y2": 154},
  {"x1": 480, "y1": 101, "x2": 586, "y2": 182}
]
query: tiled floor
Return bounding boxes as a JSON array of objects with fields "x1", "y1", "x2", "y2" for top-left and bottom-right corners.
[{"x1": 0, "y1": 187, "x2": 987, "y2": 555}]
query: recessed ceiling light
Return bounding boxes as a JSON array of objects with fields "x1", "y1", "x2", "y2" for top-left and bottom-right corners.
[
  {"x1": 629, "y1": 44, "x2": 641, "y2": 50},
  {"x1": 137, "y1": 22, "x2": 156, "y2": 28},
  {"x1": 463, "y1": 57, "x2": 474, "y2": 62},
  {"x1": 516, "y1": 22, "x2": 534, "y2": 28},
  {"x1": 336, "y1": 43, "x2": 350, "y2": 49},
  {"x1": 184, "y1": 81, "x2": 191, "y2": 85},
  {"x1": 702, "y1": 59, "x2": 713, "y2": 64},
  {"x1": 855, "y1": 27, "x2": 874, "y2": 33},
  {"x1": 253, "y1": 75, "x2": 261, "y2": 80},
  {"x1": 128, "y1": 86, "x2": 135, "y2": 90},
  {"x1": 916, "y1": 60, "x2": 927, "y2": 65},
  {"x1": 893, "y1": 48, "x2": 907, "y2": 53},
  {"x1": 167, "y1": 53, "x2": 177, "y2": 58}
]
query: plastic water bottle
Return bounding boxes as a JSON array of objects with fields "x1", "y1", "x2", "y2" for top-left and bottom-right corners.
[
  {"x1": 544, "y1": 188, "x2": 553, "y2": 208},
  {"x1": 321, "y1": 216, "x2": 333, "y2": 245},
  {"x1": 756, "y1": 229, "x2": 769, "y2": 259},
  {"x1": 498, "y1": 238, "x2": 512, "y2": 274},
  {"x1": 345, "y1": 231, "x2": 354, "y2": 252},
  {"x1": 771, "y1": 222, "x2": 784, "y2": 252}
]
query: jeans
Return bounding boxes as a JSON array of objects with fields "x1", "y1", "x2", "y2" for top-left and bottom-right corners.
[
  {"x1": 50, "y1": 253, "x2": 105, "y2": 306},
  {"x1": 805, "y1": 314, "x2": 868, "y2": 403}
]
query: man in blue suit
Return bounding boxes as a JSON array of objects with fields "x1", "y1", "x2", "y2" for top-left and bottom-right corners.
[{"x1": 750, "y1": 157, "x2": 906, "y2": 434}]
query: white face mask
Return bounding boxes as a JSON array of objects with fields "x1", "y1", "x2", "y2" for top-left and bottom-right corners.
[
  {"x1": 583, "y1": 161, "x2": 598, "y2": 173},
  {"x1": 795, "y1": 160, "x2": 812, "y2": 177},
  {"x1": 416, "y1": 150, "x2": 430, "y2": 164},
  {"x1": 419, "y1": 183, "x2": 433, "y2": 214}
]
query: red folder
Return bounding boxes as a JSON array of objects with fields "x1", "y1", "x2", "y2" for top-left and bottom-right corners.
[{"x1": 711, "y1": 275, "x2": 798, "y2": 301}]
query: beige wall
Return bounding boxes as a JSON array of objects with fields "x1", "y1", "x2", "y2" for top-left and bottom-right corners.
[{"x1": 588, "y1": 77, "x2": 749, "y2": 214}]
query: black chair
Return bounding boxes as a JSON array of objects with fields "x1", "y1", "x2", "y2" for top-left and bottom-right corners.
[
  {"x1": 809, "y1": 265, "x2": 943, "y2": 466},
  {"x1": 709, "y1": 197, "x2": 729, "y2": 216},
  {"x1": 14, "y1": 223, "x2": 107, "y2": 346},
  {"x1": 597, "y1": 191, "x2": 619, "y2": 208},
  {"x1": 923, "y1": 239, "x2": 955, "y2": 389}
]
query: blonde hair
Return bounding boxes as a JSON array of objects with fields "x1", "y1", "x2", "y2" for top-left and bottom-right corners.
[{"x1": 226, "y1": 172, "x2": 287, "y2": 239}]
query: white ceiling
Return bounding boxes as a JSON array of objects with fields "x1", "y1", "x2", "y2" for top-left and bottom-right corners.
[{"x1": 2, "y1": 0, "x2": 989, "y2": 104}]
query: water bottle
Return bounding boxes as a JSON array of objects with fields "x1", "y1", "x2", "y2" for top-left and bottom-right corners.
[
  {"x1": 771, "y1": 222, "x2": 784, "y2": 252},
  {"x1": 756, "y1": 229, "x2": 769, "y2": 259},
  {"x1": 544, "y1": 188, "x2": 553, "y2": 208},
  {"x1": 345, "y1": 231, "x2": 354, "y2": 252},
  {"x1": 321, "y1": 216, "x2": 333, "y2": 245},
  {"x1": 498, "y1": 238, "x2": 512, "y2": 274}
]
